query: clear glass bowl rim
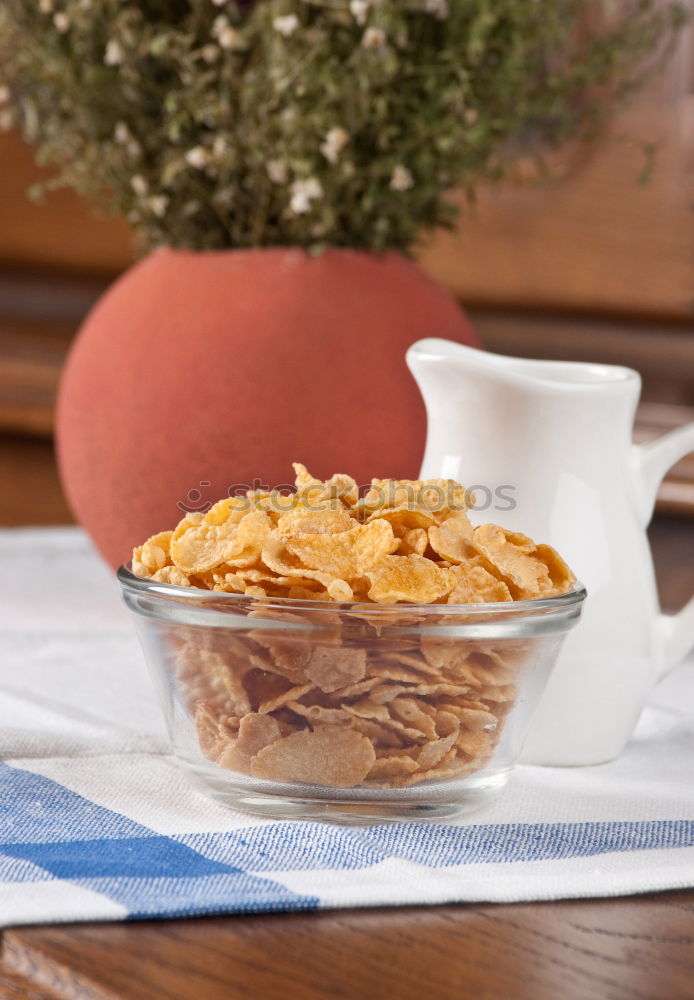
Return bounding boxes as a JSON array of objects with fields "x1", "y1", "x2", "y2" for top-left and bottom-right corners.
[{"x1": 117, "y1": 563, "x2": 586, "y2": 634}]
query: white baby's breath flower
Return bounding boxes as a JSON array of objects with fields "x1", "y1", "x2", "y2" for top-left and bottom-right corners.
[
  {"x1": 349, "y1": 0, "x2": 370, "y2": 26},
  {"x1": 53, "y1": 12, "x2": 70, "y2": 32},
  {"x1": 221, "y1": 28, "x2": 242, "y2": 49},
  {"x1": 0, "y1": 86, "x2": 10, "y2": 106},
  {"x1": 214, "y1": 187, "x2": 234, "y2": 207},
  {"x1": 104, "y1": 39, "x2": 124, "y2": 66},
  {"x1": 212, "y1": 15, "x2": 243, "y2": 50},
  {"x1": 148, "y1": 195, "x2": 169, "y2": 218},
  {"x1": 267, "y1": 159, "x2": 288, "y2": 184},
  {"x1": 362, "y1": 26, "x2": 386, "y2": 49},
  {"x1": 212, "y1": 15, "x2": 228, "y2": 36},
  {"x1": 212, "y1": 135, "x2": 228, "y2": 159},
  {"x1": 273, "y1": 14, "x2": 300, "y2": 38},
  {"x1": 38, "y1": 0, "x2": 53, "y2": 13},
  {"x1": 131, "y1": 175, "x2": 149, "y2": 197},
  {"x1": 114, "y1": 121, "x2": 131, "y2": 144},
  {"x1": 114, "y1": 121, "x2": 141, "y2": 157},
  {"x1": 303, "y1": 178, "x2": 323, "y2": 198},
  {"x1": 200, "y1": 44, "x2": 220, "y2": 63},
  {"x1": 320, "y1": 127, "x2": 349, "y2": 164},
  {"x1": 290, "y1": 192, "x2": 313, "y2": 215},
  {"x1": 185, "y1": 146, "x2": 211, "y2": 169},
  {"x1": 289, "y1": 177, "x2": 323, "y2": 215},
  {"x1": 425, "y1": 0, "x2": 449, "y2": 18},
  {"x1": 390, "y1": 164, "x2": 414, "y2": 191},
  {"x1": 211, "y1": 0, "x2": 228, "y2": 6}
]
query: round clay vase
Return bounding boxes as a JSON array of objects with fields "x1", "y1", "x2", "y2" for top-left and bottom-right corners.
[{"x1": 56, "y1": 248, "x2": 477, "y2": 567}]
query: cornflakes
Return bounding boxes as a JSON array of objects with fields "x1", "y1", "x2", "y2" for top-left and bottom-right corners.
[
  {"x1": 132, "y1": 530, "x2": 173, "y2": 577},
  {"x1": 305, "y1": 646, "x2": 367, "y2": 692},
  {"x1": 285, "y1": 519, "x2": 399, "y2": 579},
  {"x1": 471, "y1": 524, "x2": 575, "y2": 599},
  {"x1": 366, "y1": 554, "x2": 457, "y2": 604},
  {"x1": 150, "y1": 565, "x2": 192, "y2": 587},
  {"x1": 170, "y1": 520, "x2": 244, "y2": 574},
  {"x1": 251, "y1": 726, "x2": 376, "y2": 787},
  {"x1": 428, "y1": 514, "x2": 474, "y2": 563},
  {"x1": 134, "y1": 463, "x2": 577, "y2": 792},
  {"x1": 218, "y1": 713, "x2": 282, "y2": 773}
]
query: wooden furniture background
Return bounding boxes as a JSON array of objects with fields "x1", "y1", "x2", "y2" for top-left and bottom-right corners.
[{"x1": 2, "y1": 887, "x2": 694, "y2": 1000}]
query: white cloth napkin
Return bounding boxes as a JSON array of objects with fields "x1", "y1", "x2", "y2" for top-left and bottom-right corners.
[{"x1": 1, "y1": 527, "x2": 692, "y2": 928}]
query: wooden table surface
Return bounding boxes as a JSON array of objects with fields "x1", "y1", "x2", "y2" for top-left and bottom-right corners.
[{"x1": 1, "y1": 450, "x2": 693, "y2": 1000}]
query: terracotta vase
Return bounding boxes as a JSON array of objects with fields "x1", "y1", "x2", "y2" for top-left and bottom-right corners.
[{"x1": 56, "y1": 248, "x2": 477, "y2": 567}]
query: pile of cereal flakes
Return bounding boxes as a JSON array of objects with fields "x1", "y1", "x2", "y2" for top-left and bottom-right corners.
[{"x1": 131, "y1": 464, "x2": 576, "y2": 789}]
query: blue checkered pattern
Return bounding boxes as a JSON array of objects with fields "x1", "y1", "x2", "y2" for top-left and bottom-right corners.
[
  {"x1": 0, "y1": 763, "x2": 314, "y2": 917},
  {"x1": 2, "y1": 760, "x2": 694, "y2": 923}
]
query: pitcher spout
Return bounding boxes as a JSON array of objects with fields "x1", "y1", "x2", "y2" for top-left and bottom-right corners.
[{"x1": 406, "y1": 338, "x2": 640, "y2": 395}]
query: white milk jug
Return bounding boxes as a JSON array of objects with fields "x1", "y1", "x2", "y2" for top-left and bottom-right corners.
[{"x1": 407, "y1": 338, "x2": 694, "y2": 765}]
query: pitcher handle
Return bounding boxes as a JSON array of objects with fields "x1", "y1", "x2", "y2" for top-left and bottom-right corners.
[{"x1": 634, "y1": 422, "x2": 694, "y2": 678}]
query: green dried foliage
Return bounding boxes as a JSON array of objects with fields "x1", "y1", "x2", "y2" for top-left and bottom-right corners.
[{"x1": 0, "y1": 0, "x2": 686, "y2": 253}]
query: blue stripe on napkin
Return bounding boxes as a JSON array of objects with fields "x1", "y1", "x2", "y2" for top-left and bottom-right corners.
[
  {"x1": 0, "y1": 761, "x2": 156, "y2": 844},
  {"x1": 0, "y1": 763, "x2": 317, "y2": 916},
  {"x1": 181, "y1": 818, "x2": 694, "y2": 873}
]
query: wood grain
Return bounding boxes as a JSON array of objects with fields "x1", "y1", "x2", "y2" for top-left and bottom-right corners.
[
  {"x1": 0, "y1": 967, "x2": 63, "y2": 1000},
  {"x1": 0, "y1": 321, "x2": 69, "y2": 435},
  {"x1": 0, "y1": 435, "x2": 73, "y2": 526},
  {"x1": 649, "y1": 514, "x2": 694, "y2": 610},
  {"x1": 2, "y1": 893, "x2": 694, "y2": 1000},
  {"x1": 0, "y1": 133, "x2": 134, "y2": 277}
]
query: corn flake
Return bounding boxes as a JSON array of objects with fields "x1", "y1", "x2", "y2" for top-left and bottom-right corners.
[
  {"x1": 305, "y1": 646, "x2": 367, "y2": 692},
  {"x1": 366, "y1": 554, "x2": 456, "y2": 604},
  {"x1": 292, "y1": 519, "x2": 399, "y2": 578},
  {"x1": 278, "y1": 504, "x2": 354, "y2": 538},
  {"x1": 171, "y1": 519, "x2": 244, "y2": 574},
  {"x1": 471, "y1": 524, "x2": 555, "y2": 599},
  {"x1": 446, "y1": 560, "x2": 513, "y2": 604},
  {"x1": 218, "y1": 712, "x2": 283, "y2": 773},
  {"x1": 251, "y1": 726, "x2": 376, "y2": 787},
  {"x1": 428, "y1": 514, "x2": 474, "y2": 563},
  {"x1": 151, "y1": 565, "x2": 192, "y2": 587}
]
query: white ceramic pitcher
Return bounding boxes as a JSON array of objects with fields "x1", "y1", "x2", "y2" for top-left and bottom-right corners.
[{"x1": 407, "y1": 338, "x2": 694, "y2": 766}]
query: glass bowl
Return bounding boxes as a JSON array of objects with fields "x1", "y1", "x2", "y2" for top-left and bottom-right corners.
[{"x1": 118, "y1": 565, "x2": 585, "y2": 823}]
